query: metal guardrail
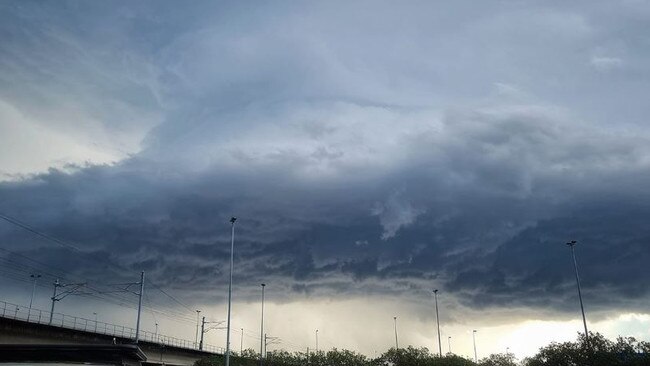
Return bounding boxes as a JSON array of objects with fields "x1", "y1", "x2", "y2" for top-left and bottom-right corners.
[{"x1": 0, "y1": 299, "x2": 223, "y2": 354}]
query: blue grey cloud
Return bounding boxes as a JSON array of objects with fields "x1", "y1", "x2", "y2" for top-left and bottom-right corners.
[{"x1": 1, "y1": 0, "x2": 650, "y2": 323}]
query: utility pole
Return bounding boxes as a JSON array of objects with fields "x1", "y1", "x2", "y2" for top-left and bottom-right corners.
[
  {"x1": 135, "y1": 271, "x2": 145, "y2": 343},
  {"x1": 199, "y1": 316, "x2": 206, "y2": 351},
  {"x1": 567, "y1": 240, "x2": 590, "y2": 348},
  {"x1": 433, "y1": 289, "x2": 442, "y2": 357},
  {"x1": 472, "y1": 330, "x2": 478, "y2": 363},
  {"x1": 393, "y1": 316, "x2": 399, "y2": 350},
  {"x1": 48, "y1": 280, "x2": 86, "y2": 325},
  {"x1": 264, "y1": 334, "x2": 279, "y2": 355},
  {"x1": 225, "y1": 217, "x2": 237, "y2": 366},
  {"x1": 260, "y1": 283, "x2": 265, "y2": 366},
  {"x1": 49, "y1": 279, "x2": 60, "y2": 324},
  {"x1": 195, "y1": 310, "x2": 201, "y2": 348}
]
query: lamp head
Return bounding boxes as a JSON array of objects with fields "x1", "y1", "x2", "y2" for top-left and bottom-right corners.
[
  {"x1": 566, "y1": 240, "x2": 577, "y2": 246},
  {"x1": 230, "y1": 217, "x2": 237, "y2": 223}
]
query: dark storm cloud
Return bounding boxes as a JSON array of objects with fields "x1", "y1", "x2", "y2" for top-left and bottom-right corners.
[
  {"x1": 1, "y1": 0, "x2": 650, "y2": 320},
  {"x1": 3, "y1": 102, "x2": 650, "y2": 317}
]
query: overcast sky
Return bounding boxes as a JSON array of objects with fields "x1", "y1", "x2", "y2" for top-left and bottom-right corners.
[{"x1": 1, "y1": 0, "x2": 650, "y2": 359}]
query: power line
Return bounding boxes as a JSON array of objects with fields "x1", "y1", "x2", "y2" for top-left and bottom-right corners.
[
  {"x1": 0, "y1": 214, "x2": 199, "y2": 317},
  {"x1": 0, "y1": 258, "x2": 197, "y2": 324}
]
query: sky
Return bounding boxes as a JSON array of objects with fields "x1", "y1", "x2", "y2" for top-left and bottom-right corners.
[{"x1": 1, "y1": 0, "x2": 650, "y2": 360}]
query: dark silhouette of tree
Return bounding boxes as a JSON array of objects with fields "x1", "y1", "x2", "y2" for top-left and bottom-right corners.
[
  {"x1": 477, "y1": 352, "x2": 517, "y2": 366},
  {"x1": 523, "y1": 332, "x2": 650, "y2": 366},
  {"x1": 195, "y1": 332, "x2": 650, "y2": 366}
]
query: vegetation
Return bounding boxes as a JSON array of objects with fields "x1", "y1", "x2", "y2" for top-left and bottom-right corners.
[{"x1": 195, "y1": 332, "x2": 650, "y2": 366}]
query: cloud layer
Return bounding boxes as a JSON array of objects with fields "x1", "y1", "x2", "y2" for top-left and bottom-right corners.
[{"x1": 1, "y1": 0, "x2": 650, "y2": 340}]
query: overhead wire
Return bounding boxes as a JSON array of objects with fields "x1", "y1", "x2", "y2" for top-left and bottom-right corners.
[
  {"x1": 0, "y1": 213, "x2": 305, "y2": 351},
  {"x1": 0, "y1": 252, "x2": 197, "y2": 324},
  {"x1": 0, "y1": 214, "x2": 201, "y2": 319}
]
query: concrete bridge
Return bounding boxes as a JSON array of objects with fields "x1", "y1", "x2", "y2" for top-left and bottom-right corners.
[{"x1": 0, "y1": 300, "x2": 222, "y2": 366}]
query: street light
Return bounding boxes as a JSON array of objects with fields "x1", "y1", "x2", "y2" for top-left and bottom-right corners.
[
  {"x1": 393, "y1": 316, "x2": 399, "y2": 350},
  {"x1": 472, "y1": 330, "x2": 478, "y2": 363},
  {"x1": 155, "y1": 323, "x2": 159, "y2": 341},
  {"x1": 93, "y1": 312, "x2": 98, "y2": 332},
  {"x1": 29, "y1": 274, "x2": 41, "y2": 310},
  {"x1": 567, "y1": 240, "x2": 589, "y2": 348},
  {"x1": 448, "y1": 336, "x2": 452, "y2": 354},
  {"x1": 315, "y1": 329, "x2": 319, "y2": 352},
  {"x1": 195, "y1": 310, "x2": 201, "y2": 348},
  {"x1": 225, "y1": 217, "x2": 237, "y2": 366},
  {"x1": 433, "y1": 289, "x2": 442, "y2": 357},
  {"x1": 260, "y1": 283, "x2": 265, "y2": 366}
]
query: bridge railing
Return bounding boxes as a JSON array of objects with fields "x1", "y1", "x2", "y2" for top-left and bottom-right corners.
[{"x1": 0, "y1": 300, "x2": 223, "y2": 354}]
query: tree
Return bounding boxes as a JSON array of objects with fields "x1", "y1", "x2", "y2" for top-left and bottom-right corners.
[
  {"x1": 194, "y1": 332, "x2": 650, "y2": 366},
  {"x1": 523, "y1": 332, "x2": 650, "y2": 366},
  {"x1": 478, "y1": 353, "x2": 516, "y2": 366}
]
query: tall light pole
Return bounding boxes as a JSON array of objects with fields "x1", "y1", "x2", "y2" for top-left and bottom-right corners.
[
  {"x1": 260, "y1": 283, "x2": 265, "y2": 366},
  {"x1": 240, "y1": 328, "x2": 244, "y2": 355},
  {"x1": 315, "y1": 329, "x2": 319, "y2": 352},
  {"x1": 567, "y1": 240, "x2": 589, "y2": 348},
  {"x1": 448, "y1": 336, "x2": 452, "y2": 354},
  {"x1": 195, "y1": 310, "x2": 201, "y2": 348},
  {"x1": 93, "y1": 312, "x2": 98, "y2": 332},
  {"x1": 225, "y1": 217, "x2": 237, "y2": 366},
  {"x1": 135, "y1": 271, "x2": 145, "y2": 343},
  {"x1": 393, "y1": 316, "x2": 399, "y2": 350},
  {"x1": 472, "y1": 330, "x2": 478, "y2": 363},
  {"x1": 29, "y1": 274, "x2": 41, "y2": 310},
  {"x1": 155, "y1": 323, "x2": 159, "y2": 341},
  {"x1": 433, "y1": 289, "x2": 442, "y2": 357}
]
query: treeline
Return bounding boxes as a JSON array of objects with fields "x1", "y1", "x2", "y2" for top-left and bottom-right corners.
[{"x1": 195, "y1": 332, "x2": 650, "y2": 366}]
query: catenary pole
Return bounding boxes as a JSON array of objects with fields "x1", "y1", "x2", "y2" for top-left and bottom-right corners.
[
  {"x1": 200, "y1": 316, "x2": 206, "y2": 351},
  {"x1": 49, "y1": 279, "x2": 59, "y2": 325}
]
